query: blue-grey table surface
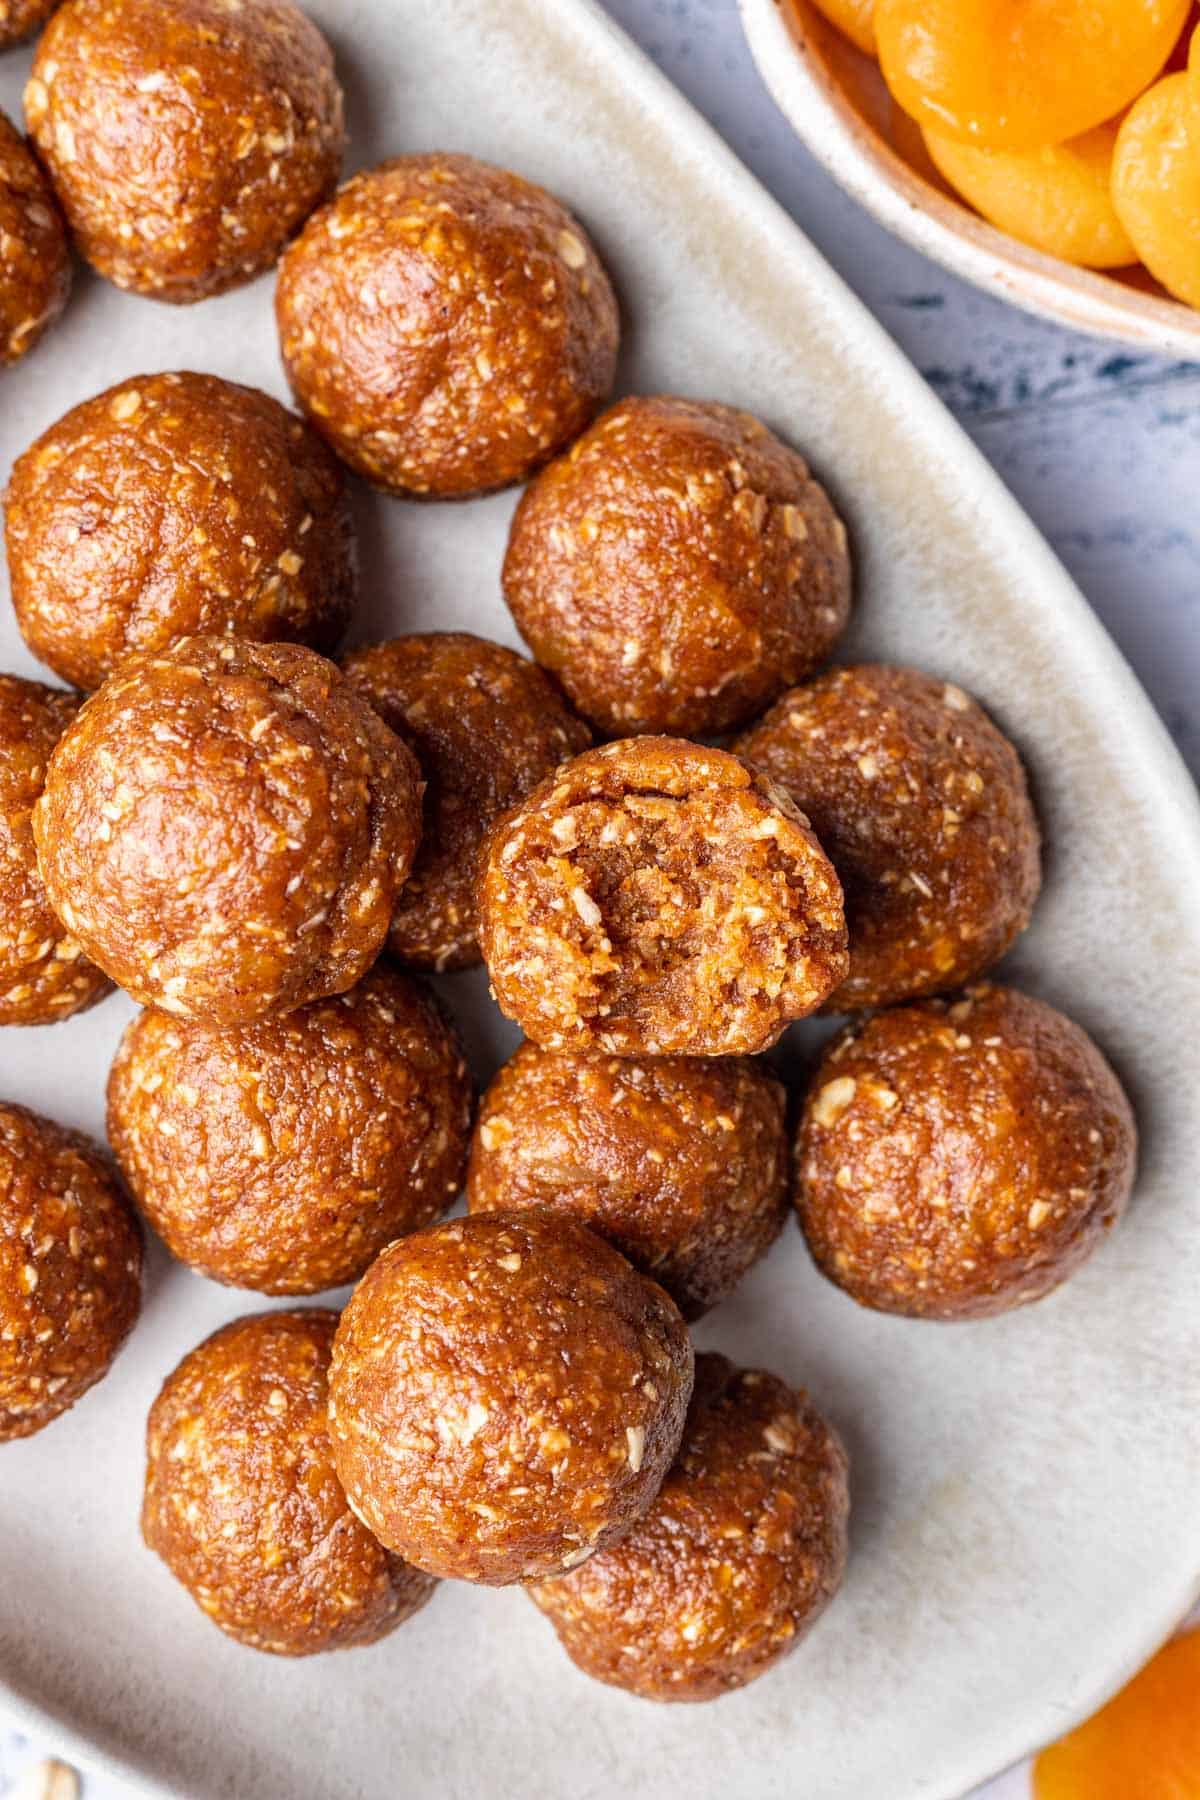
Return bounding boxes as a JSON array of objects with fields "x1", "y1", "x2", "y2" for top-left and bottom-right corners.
[{"x1": 2, "y1": 1, "x2": 1195, "y2": 1796}]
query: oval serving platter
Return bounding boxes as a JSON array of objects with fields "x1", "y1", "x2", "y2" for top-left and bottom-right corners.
[{"x1": 1, "y1": 2, "x2": 1199, "y2": 1798}]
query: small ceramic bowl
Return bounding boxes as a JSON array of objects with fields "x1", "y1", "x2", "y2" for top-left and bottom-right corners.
[{"x1": 740, "y1": 0, "x2": 1200, "y2": 354}]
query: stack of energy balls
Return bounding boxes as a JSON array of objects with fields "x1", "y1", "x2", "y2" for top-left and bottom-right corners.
[{"x1": 0, "y1": 0, "x2": 1135, "y2": 1704}]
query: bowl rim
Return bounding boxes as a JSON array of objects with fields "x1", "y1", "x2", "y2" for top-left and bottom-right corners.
[{"x1": 740, "y1": 0, "x2": 1200, "y2": 355}]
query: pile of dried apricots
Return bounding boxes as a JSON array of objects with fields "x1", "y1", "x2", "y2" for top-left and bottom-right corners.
[{"x1": 811, "y1": 0, "x2": 1200, "y2": 305}]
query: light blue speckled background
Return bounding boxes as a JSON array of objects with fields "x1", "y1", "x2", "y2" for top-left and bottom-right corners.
[{"x1": 2, "y1": 1, "x2": 1197, "y2": 1796}]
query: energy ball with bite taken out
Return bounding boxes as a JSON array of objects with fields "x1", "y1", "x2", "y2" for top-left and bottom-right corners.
[
  {"x1": 108, "y1": 964, "x2": 472, "y2": 1294},
  {"x1": 342, "y1": 633, "x2": 590, "y2": 971},
  {"x1": 502, "y1": 396, "x2": 851, "y2": 736},
  {"x1": 529, "y1": 1352, "x2": 849, "y2": 1702},
  {"x1": 0, "y1": 0, "x2": 61, "y2": 48},
  {"x1": 796, "y1": 984, "x2": 1136, "y2": 1321},
  {"x1": 467, "y1": 1042, "x2": 788, "y2": 1320},
  {"x1": 143, "y1": 1310, "x2": 434, "y2": 1654},
  {"x1": 734, "y1": 665, "x2": 1041, "y2": 1010},
  {"x1": 0, "y1": 111, "x2": 70, "y2": 366},
  {"x1": 0, "y1": 1102, "x2": 141, "y2": 1442},
  {"x1": 276, "y1": 153, "x2": 619, "y2": 498},
  {"x1": 5, "y1": 373, "x2": 357, "y2": 692},
  {"x1": 479, "y1": 737, "x2": 848, "y2": 1057},
  {"x1": 24, "y1": 0, "x2": 344, "y2": 301},
  {"x1": 33, "y1": 637, "x2": 421, "y2": 1025},
  {"x1": 0, "y1": 675, "x2": 111, "y2": 1025},
  {"x1": 328, "y1": 1209, "x2": 693, "y2": 1585}
]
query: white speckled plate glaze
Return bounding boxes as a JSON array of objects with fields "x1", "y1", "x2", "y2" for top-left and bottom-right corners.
[{"x1": 1, "y1": 4, "x2": 1199, "y2": 1799}]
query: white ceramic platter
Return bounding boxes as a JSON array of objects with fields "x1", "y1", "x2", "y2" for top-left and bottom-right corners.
[{"x1": 1, "y1": 4, "x2": 1199, "y2": 1798}]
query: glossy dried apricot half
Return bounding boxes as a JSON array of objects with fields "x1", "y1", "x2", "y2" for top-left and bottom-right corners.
[
  {"x1": 876, "y1": 0, "x2": 1189, "y2": 151},
  {"x1": 1112, "y1": 72, "x2": 1200, "y2": 307},
  {"x1": 809, "y1": 0, "x2": 876, "y2": 56},
  {"x1": 924, "y1": 121, "x2": 1135, "y2": 268},
  {"x1": 1033, "y1": 1628, "x2": 1200, "y2": 1800}
]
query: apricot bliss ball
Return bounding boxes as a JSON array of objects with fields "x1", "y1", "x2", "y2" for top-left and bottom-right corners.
[
  {"x1": 0, "y1": 1101, "x2": 142, "y2": 1443},
  {"x1": 276, "y1": 153, "x2": 619, "y2": 498},
  {"x1": 467, "y1": 1042, "x2": 788, "y2": 1320},
  {"x1": 478, "y1": 737, "x2": 848, "y2": 1057},
  {"x1": 107, "y1": 965, "x2": 472, "y2": 1295},
  {"x1": 529, "y1": 1352, "x2": 849, "y2": 1702},
  {"x1": 143, "y1": 1311, "x2": 435, "y2": 1655},
  {"x1": 32, "y1": 637, "x2": 421, "y2": 1025},
  {"x1": 327, "y1": 1209, "x2": 694, "y2": 1585},
  {"x1": 341, "y1": 633, "x2": 590, "y2": 971},
  {"x1": 5, "y1": 372, "x2": 357, "y2": 692},
  {"x1": 0, "y1": 675, "x2": 111, "y2": 1026},
  {"x1": 796, "y1": 984, "x2": 1137, "y2": 1321},
  {"x1": 734, "y1": 665, "x2": 1042, "y2": 1010},
  {"x1": 0, "y1": 0, "x2": 61, "y2": 49},
  {"x1": 24, "y1": 0, "x2": 344, "y2": 301},
  {"x1": 0, "y1": 111, "x2": 70, "y2": 367},
  {"x1": 502, "y1": 396, "x2": 851, "y2": 736}
]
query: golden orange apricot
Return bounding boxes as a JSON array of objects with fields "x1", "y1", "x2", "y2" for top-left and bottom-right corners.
[
  {"x1": 1032, "y1": 1628, "x2": 1200, "y2": 1800},
  {"x1": 1112, "y1": 72, "x2": 1200, "y2": 307},
  {"x1": 1166, "y1": 13, "x2": 1196, "y2": 71},
  {"x1": 875, "y1": 0, "x2": 1189, "y2": 152},
  {"x1": 924, "y1": 122, "x2": 1136, "y2": 269},
  {"x1": 809, "y1": 0, "x2": 876, "y2": 56}
]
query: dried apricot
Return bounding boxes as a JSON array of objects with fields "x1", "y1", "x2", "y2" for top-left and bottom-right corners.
[
  {"x1": 1112, "y1": 71, "x2": 1200, "y2": 306},
  {"x1": 924, "y1": 121, "x2": 1135, "y2": 268},
  {"x1": 876, "y1": 0, "x2": 1188, "y2": 151},
  {"x1": 1032, "y1": 1628, "x2": 1200, "y2": 1799},
  {"x1": 810, "y1": 0, "x2": 875, "y2": 56}
]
